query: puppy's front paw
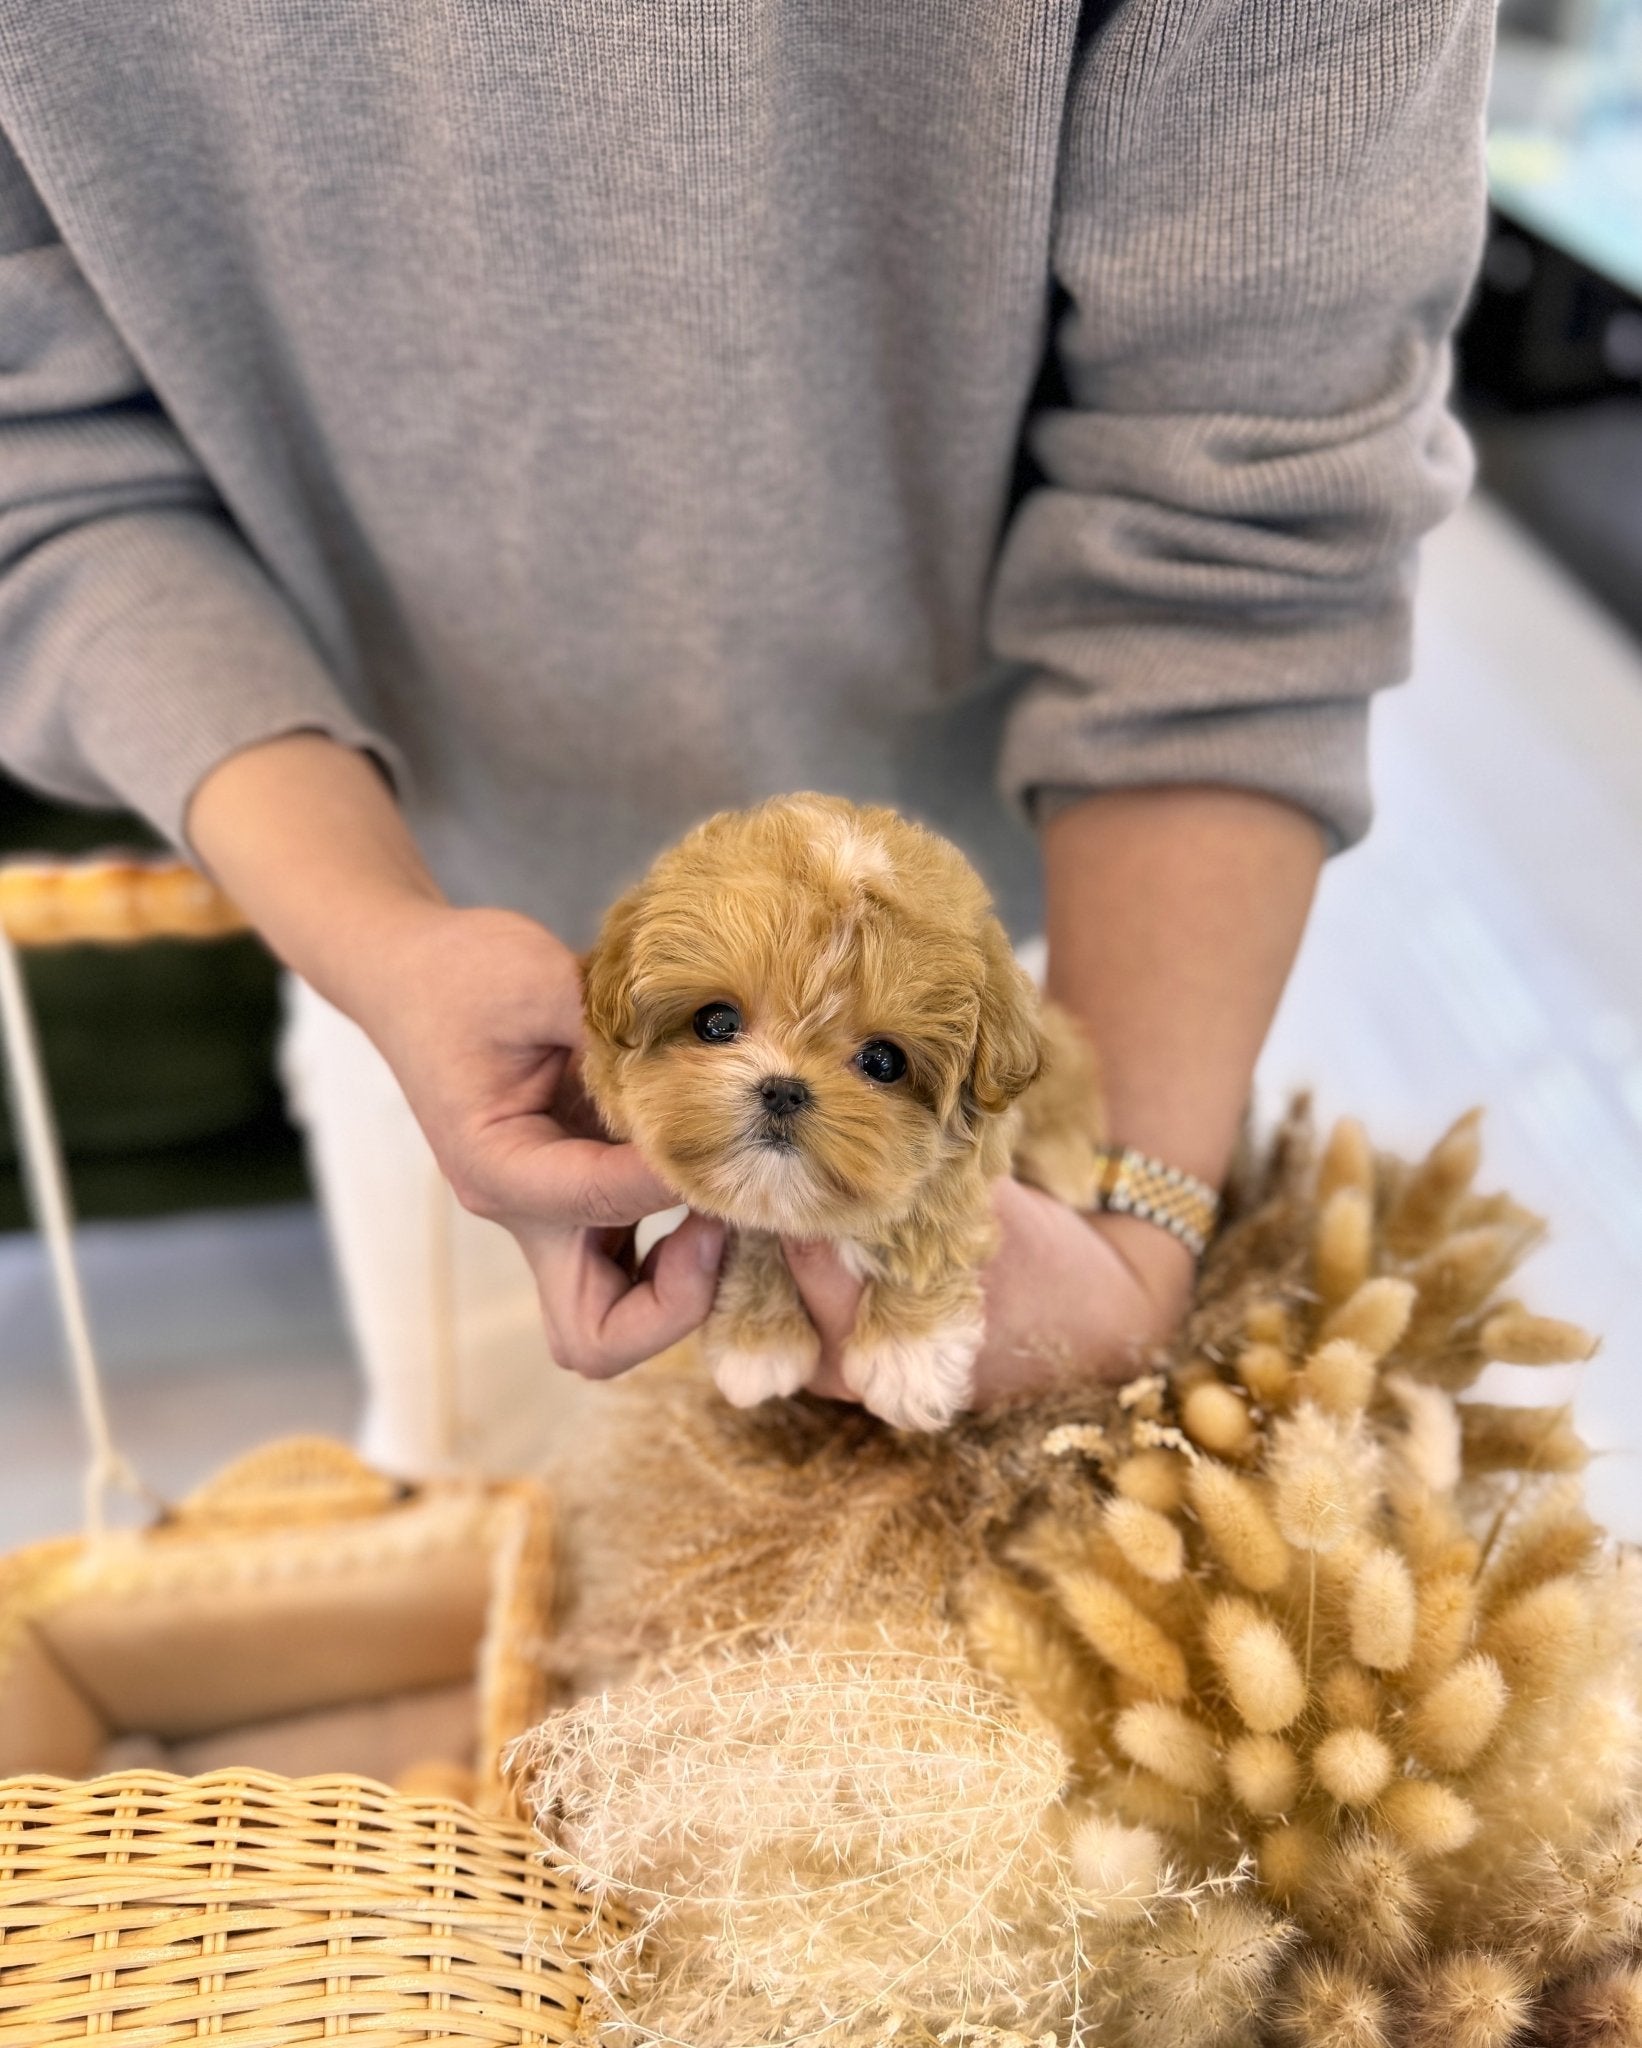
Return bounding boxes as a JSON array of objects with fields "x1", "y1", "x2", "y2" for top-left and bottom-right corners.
[
  {"x1": 705, "y1": 1327, "x2": 821, "y2": 1409},
  {"x1": 841, "y1": 1313, "x2": 984, "y2": 1432}
]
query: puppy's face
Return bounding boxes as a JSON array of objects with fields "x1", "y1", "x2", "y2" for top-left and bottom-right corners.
[{"x1": 582, "y1": 797, "x2": 1041, "y2": 1238}]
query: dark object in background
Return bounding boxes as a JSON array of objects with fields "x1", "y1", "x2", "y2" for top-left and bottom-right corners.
[
  {"x1": 1459, "y1": 211, "x2": 1642, "y2": 647},
  {"x1": 0, "y1": 775, "x2": 307, "y2": 1228},
  {"x1": 1464, "y1": 211, "x2": 1642, "y2": 407}
]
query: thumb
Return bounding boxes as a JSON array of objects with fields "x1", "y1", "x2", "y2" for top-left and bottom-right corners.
[
  {"x1": 485, "y1": 1130, "x2": 677, "y2": 1229},
  {"x1": 780, "y1": 1237, "x2": 866, "y2": 1351}
]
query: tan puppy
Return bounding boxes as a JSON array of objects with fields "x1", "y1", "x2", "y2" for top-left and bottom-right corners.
[{"x1": 582, "y1": 794, "x2": 1103, "y2": 1430}]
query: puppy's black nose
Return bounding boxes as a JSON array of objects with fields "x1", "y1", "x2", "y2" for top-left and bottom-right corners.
[{"x1": 759, "y1": 1074, "x2": 812, "y2": 1118}]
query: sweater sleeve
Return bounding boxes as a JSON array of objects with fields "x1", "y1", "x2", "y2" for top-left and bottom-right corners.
[
  {"x1": 0, "y1": 131, "x2": 398, "y2": 846},
  {"x1": 990, "y1": 0, "x2": 1494, "y2": 851}
]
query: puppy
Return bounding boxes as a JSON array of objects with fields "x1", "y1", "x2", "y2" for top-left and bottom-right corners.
[{"x1": 581, "y1": 794, "x2": 1104, "y2": 1430}]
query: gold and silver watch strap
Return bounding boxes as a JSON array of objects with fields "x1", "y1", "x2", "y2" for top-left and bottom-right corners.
[{"x1": 1090, "y1": 1146, "x2": 1221, "y2": 1258}]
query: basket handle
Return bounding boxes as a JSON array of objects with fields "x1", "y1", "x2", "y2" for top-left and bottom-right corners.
[
  {"x1": 0, "y1": 854, "x2": 246, "y2": 947},
  {"x1": 0, "y1": 855, "x2": 241, "y2": 1532},
  {"x1": 2, "y1": 853, "x2": 468, "y2": 1481}
]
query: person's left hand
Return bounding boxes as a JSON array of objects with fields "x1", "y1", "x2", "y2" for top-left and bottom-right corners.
[{"x1": 781, "y1": 1176, "x2": 1195, "y2": 1411}]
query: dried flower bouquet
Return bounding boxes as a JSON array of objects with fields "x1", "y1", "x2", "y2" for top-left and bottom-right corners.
[{"x1": 525, "y1": 1104, "x2": 1639, "y2": 2048}]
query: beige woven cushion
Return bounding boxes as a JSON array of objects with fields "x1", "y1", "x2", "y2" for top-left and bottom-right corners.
[{"x1": 39, "y1": 1541, "x2": 488, "y2": 1740}]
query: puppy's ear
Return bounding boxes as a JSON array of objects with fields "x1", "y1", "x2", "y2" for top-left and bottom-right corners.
[
  {"x1": 581, "y1": 891, "x2": 645, "y2": 1051},
  {"x1": 967, "y1": 917, "x2": 1044, "y2": 1117}
]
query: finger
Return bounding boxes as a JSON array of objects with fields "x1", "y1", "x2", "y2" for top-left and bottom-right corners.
[
  {"x1": 802, "y1": 1354, "x2": 861, "y2": 1404},
  {"x1": 523, "y1": 966, "x2": 590, "y2": 1056},
  {"x1": 780, "y1": 1237, "x2": 866, "y2": 1352},
  {"x1": 544, "y1": 1212, "x2": 726, "y2": 1379},
  {"x1": 472, "y1": 1127, "x2": 677, "y2": 1229},
  {"x1": 552, "y1": 1052, "x2": 612, "y2": 1141}
]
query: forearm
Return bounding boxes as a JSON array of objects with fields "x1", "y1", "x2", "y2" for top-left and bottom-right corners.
[
  {"x1": 185, "y1": 733, "x2": 446, "y2": 1025},
  {"x1": 1042, "y1": 784, "x2": 1324, "y2": 1283}
]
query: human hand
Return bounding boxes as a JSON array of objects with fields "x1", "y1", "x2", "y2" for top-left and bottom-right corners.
[
  {"x1": 783, "y1": 1176, "x2": 1194, "y2": 1411},
  {"x1": 352, "y1": 901, "x2": 725, "y2": 1379},
  {"x1": 185, "y1": 735, "x2": 723, "y2": 1378}
]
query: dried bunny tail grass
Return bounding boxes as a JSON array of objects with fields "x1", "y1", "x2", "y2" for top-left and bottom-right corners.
[
  {"x1": 1349, "y1": 1548, "x2": 1417, "y2": 1671},
  {"x1": 1379, "y1": 1779, "x2": 1480, "y2": 1860},
  {"x1": 1391, "y1": 1493, "x2": 1481, "y2": 1579},
  {"x1": 1315, "y1": 1187, "x2": 1372, "y2": 1310},
  {"x1": 1066, "y1": 1814, "x2": 1165, "y2": 1917},
  {"x1": 1480, "y1": 1305, "x2": 1600, "y2": 1367},
  {"x1": 1316, "y1": 1664, "x2": 1381, "y2": 1729},
  {"x1": 1311, "y1": 1728, "x2": 1395, "y2": 1808},
  {"x1": 1404, "y1": 1224, "x2": 1543, "y2": 1372},
  {"x1": 1480, "y1": 1483, "x2": 1602, "y2": 1614},
  {"x1": 1204, "y1": 1597, "x2": 1308, "y2": 1734},
  {"x1": 527, "y1": 1641, "x2": 1090, "y2": 2048},
  {"x1": 1318, "y1": 1116, "x2": 1375, "y2": 1205},
  {"x1": 1540, "y1": 1962, "x2": 1642, "y2": 2048},
  {"x1": 1269, "y1": 1404, "x2": 1382, "y2": 1554},
  {"x1": 1300, "y1": 1339, "x2": 1378, "y2": 1418},
  {"x1": 1182, "y1": 1380, "x2": 1256, "y2": 1459},
  {"x1": 1115, "y1": 1448, "x2": 1188, "y2": 1512},
  {"x1": 1006, "y1": 1508, "x2": 1105, "y2": 1585},
  {"x1": 1461, "y1": 1402, "x2": 1591, "y2": 1476},
  {"x1": 546, "y1": 1097, "x2": 1635, "y2": 2046},
  {"x1": 1100, "y1": 1894, "x2": 1295, "y2": 2048},
  {"x1": 1405, "y1": 1951, "x2": 1535, "y2": 2048},
  {"x1": 1460, "y1": 1678, "x2": 1642, "y2": 1876},
  {"x1": 1104, "y1": 1496, "x2": 1185, "y2": 1583},
  {"x1": 1186, "y1": 1461, "x2": 1291, "y2": 1593},
  {"x1": 1047, "y1": 1567, "x2": 1190, "y2": 1700},
  {"x1": 1245, "y1": 1298, "x2": 1297, "y2": 1353},
  {"x1": 1407, "y1": 1568, "x2": 1480, "y2": 1688},
  {"x1": 1226, "y1": 1734, "x2": 1302, "y2": 1817},
  {"x1": 1384, "y1": 1108, "x2": 1484, "y2": 1260},
  {"x1": 1479, "y1": 1574, "x2": 1595, "y2": 1692},
  {"x1": 1384, "y1": 1372, "x2": 1462, "y2": 1496},
  {"x1": 1259, "y1": 1820, "x2": 1325, "y2": 1902},
  {"x1": 1272, "y1": 1954, "x2": 1394, "y2": 2048},
  {"x1": 1113, "y1": 1702, "x2": 1221, "y2": 1796},
  {"x1": 1459, "y1": 1187, "x2": 1548, "y2": 1239},
  {"x1": 1404, "y1": 1653, "x2": 1509, "y2": 1772},
  {"x1": 1496, "y1": 1809, "x2": 1642, "y2": 1974},
  {"x1": 1097, "y1": 1763, "x2": 1204, "y2": 1840},
  {"x1": 1319, "y1": 1276, "x2": 1416, "y2": 1360},
  {"x1": 1300, "y1": 1830, "x2": 1426, "y2": 1966},
  {"x1": 962, "y1": 1570, "x2": 1106, "y2": 1767},
  {"x1": 1237, "y1": 1339, "x2": 1296, "y2": 1405}
]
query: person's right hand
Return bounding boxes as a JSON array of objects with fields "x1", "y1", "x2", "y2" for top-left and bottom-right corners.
[
  {"x1": 344, "y1": 901, "x2": 726, "y2": 1379},
  {"x1": 186, "y1": 734, "x2": 724, "y2": 1380}
]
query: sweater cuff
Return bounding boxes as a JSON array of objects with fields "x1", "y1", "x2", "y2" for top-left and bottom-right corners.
[
  {"x1": 0, "y1": 509, "x2": 404, "y2": 848},
  {"x1": 1001, "y1": 684, "x2": 1373, "y2": 854}
]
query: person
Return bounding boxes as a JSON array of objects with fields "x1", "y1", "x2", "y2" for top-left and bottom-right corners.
[{"x1": 0, "y1": 3, "x2": 1492, "y2": 1466}]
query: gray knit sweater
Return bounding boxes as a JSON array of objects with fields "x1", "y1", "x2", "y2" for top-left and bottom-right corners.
[{"x1": 0, "y1": 3, "x2": 1490, "y2": 944}]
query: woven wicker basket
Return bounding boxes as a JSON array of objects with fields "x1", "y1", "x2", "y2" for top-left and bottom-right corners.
[
  {"x1": 0, "y1": 859, "x2": 602, "y2": 2041},
  {"x1": 0, "y1": 1434, "x2": 556, "y2": 1812},
  {"x1": 0, "y1": 1769, "x2": 594, "y2": 2044}
]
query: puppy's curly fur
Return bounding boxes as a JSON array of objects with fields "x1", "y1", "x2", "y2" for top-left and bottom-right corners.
[{"x1": 582, "y1": 794, "x2": 1103, "y2": 1429}]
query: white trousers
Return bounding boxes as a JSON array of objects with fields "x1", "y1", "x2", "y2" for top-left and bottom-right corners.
[{"x1": 280, "y1": 977, "x2": 603, "y2": 1478}]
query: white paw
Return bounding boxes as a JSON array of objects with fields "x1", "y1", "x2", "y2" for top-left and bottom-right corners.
[
  {"x1": 841, "y1": 1313, "x2": 983, "y2": 1432},
  {"x1": 707, "y1": 1330, "x2": 821, "y2": 1409}
]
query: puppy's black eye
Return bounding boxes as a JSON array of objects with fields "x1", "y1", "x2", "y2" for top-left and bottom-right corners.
[
  {"x1": 693, "y1": 1002, "x2": 742, "y2": 1044},
  {"x1": 856, "y1": 1039, "x2": 907, "y2": 1085}
]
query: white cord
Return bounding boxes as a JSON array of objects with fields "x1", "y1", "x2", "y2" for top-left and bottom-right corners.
[{"x1": 0, "y1": 925, "x2": 150, "y2": 1534}]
